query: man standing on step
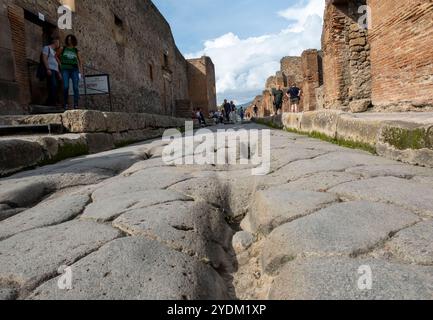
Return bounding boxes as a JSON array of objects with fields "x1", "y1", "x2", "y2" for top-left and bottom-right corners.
[
  {"x1": 41, "y1": 38, "x2": 62, "y2": 107},
  {"x1": 287, "y1": 83, "x2": 302, "y2": 113}
]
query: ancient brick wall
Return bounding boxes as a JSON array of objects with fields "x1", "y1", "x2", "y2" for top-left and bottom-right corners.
[
  {"x1": 321, "y1": 0, "x2": 371, "y2": 111},
  {"x1": 368, "y1": 0, "x2": 433, "y2": 109},
  {"x1": 0, "y1": 0, "x2": 216, "y2": 116}
]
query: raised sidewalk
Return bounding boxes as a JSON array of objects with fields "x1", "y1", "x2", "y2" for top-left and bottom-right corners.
[
  {"x1": 256, "y1": 111, "x2": 433, "y2": 168},
  {"x1": 0, "y1": 110, "x2": 190, "y2": 177}
]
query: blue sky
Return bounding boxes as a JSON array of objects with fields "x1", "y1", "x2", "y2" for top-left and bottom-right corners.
[{"x1": 153, "y1": 0, "x2": 325, "y2": 104}]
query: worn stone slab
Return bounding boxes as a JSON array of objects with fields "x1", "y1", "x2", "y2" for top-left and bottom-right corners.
[
  {"x1": 0, "y1": 192, "x2": 91, "y2": 240},
  {"x1": 113, "y1": 201, "x2": 234, "y2": 270},
  {"x1": 267, "y1": 151, "x2": 395, "y2": 184},
  {"x1": 329, "y1": 176, "x2": 433, "y2": 216},
  {"x1": 169, "y1": 176, "x2": 230, "y2": 209},
  {"x1": 82, "y1": 189, "x2": 192, "y2": 222},
  {"x1": 0, "y1": 221, "x2": 121, "y2": 294},
  {"x1": 387, "y1": 220, "x2": 433, "y2": 265},
  {"x1": 0, "y1": 179, "x2": 54, "y2": 208},
  {"x1": 91, "y1": 167, "x2": 193, "y2": 201},
  {"x1": 346, "y1": 164, "x2": 433, "y2": 179},
  {"x1": 268, "y1": 257, "x2": 433, "y2": 300},
  {"x1": 0, "y1": 139, "x2": 45, "y2": 176},
  {"x1": 62, "y1": 110, "x2": 107, "y2": 133},
  {"x1": 30, "y1": 237, "x2": 229, "y2": 300},
  {"x1": 242, "y1": 190, "x2": 338, "y2": 236},
  {"x1": 83, "y1": 133, "x2": 115, "y2": 154},
  {"x1": 262, "y1": 201, "x2": 419, "y2": 275},
  {"x1": 269, "y1": 171, "x2": 361, "y2": 192}
]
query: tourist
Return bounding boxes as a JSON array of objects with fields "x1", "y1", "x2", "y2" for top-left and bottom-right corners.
[
  {"x1": 60, "y1": 34, "x2": 83, "y2": 110},
  {"x1": 230, "y1": 101, "x2": 237, "y2": 123},
  {"x1": 196, "y1": 108, "x2": 206, "y2": 127},
  {"x1": 272, "y1": 85, "x2": 284, "y2": 115},
  {"x1": 41, "y1": 38, "x2": 62, "y2": 106},
  {"x1": 223, "y1": 99, "x2": 231, "y2": 122},
  {"x1": 287, "y1": 83, "x2": 302, "y2": 113},
  {"x1": 240, "y1": 107, "x2": 245, "y2": 122}
]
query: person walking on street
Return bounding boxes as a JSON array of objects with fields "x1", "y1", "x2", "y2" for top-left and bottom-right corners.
[
  {"x1": 272, "y1": 85, "x2": 284, "y2": 115},
  {"x1": 60, "y1": 34, "x2": 83, "y2": 110},
  {"x1": 287, "y1": 83, "x2": 302, "y2": 113},
  {"x1": 253, "y1": 105, "x2": 259, "y2": 118},
  {"x1": 41, "y1": 38, "x2": 62, "y2": 106},
  {"x1": 230, "y1": 101, "x2": 237, "y2": 123},
  {"x1": 223, "y1": 99, "x2": 231, "y2": 123}
]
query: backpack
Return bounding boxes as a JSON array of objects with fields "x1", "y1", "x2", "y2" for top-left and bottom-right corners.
[{"x1": 36, "y1": 47, "x2": 51, "y2": 81}]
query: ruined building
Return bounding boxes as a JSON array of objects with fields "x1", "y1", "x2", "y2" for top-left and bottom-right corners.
[
  {"x1": 0, "y1": 0, "x2": 216, "y2": 116},
  {"x1": 253, "y1": 0, "x2": 433, "y2": 115}
]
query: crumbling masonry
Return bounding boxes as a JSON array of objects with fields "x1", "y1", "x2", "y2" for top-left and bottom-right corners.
[{"x1": 250, "y1": 0, "x2": 433, "y2": 115}]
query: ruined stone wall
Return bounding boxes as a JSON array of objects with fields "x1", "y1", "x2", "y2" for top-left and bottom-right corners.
[
  {"x1": 322, "y1": 0, "x2": 371, "y2": 112},
  {"x1": 0, "y1": 0, "x2": 215, "y2": 116},
  {"x1": 280, "y1": 56, "x2": 303, "y2": 87},
  {"x1": 187, "y1": 56, "x2": 217, "y2": 116},
  {"x1": 368, "y1": 0, "x2": 433, "y2": 109}
]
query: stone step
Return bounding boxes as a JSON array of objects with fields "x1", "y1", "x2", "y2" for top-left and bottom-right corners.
[{"x1": 0, "y1": 124, "x2": 64, "y2": 136}]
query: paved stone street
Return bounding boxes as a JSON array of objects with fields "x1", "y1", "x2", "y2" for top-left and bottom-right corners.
[{"x1": 0, "y1": 122, "x2": 433, "y2": 300}]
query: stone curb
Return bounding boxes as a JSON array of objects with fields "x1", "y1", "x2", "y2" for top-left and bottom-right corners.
[{"x1": 255, "y1": 111, "x2": 433, "y2": 168}]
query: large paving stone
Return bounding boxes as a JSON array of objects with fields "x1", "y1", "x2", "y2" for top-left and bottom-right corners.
[
  {"x1": 0, "y1": 179, "x2": 54, "y2": 208},
  {"x1": 0, "y1": 192, "x2": 90, "y2": 240},
  {"x1": 82, "y1": 189, "x2": 192, "y2": 222},
  {"x1": 242, "y1": 190, "x2": 338, "y2": 236},
  {"x1": 268, "y1": 257, "x2": 433, "y2": 300},
  {"x1": 387, "y1": 220, "x2": 433, "y2": 265},
  {"x1": 30, "y1": 237, "x2": 229, "y2": 300},
  {"x1": 261, "y1": 201, "x2": 419, "y2": 275},
  {"x1": 113, "y1": 201, "x2": 234, "y2": 270},
  {"x1": 329, "y1": 176, "x2": 433, "y2": 216},
  {"x1": 169, "y1": 176, "x2": 230, "y2": 210},
  {"x1": 83, "y1": 133, "x2": 114, "y2": 153},
  {"x1": 91, "y1": 167, "x2": 194, "y2": 201},
  {"x1": 267, "y1": 151, "x2": 395, "y2": 184},
  {"x1": 268, "y1": 171, "x2": 361, "y2": 192},
  {"x1": 0, "y1": 220, "x2": 121, "y2": 295}
]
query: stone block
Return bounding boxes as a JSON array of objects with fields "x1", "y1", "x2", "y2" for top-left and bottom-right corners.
[
  {"x1": 0, "y1": 139, "x2": 45, "y2": 176},
  {"x1": 62, "y1": 110, "x2": 107, "y2": 133},
  {"x1": 336, "y1": 114, "x2": 381, "y2": 146},
  {"x1": 83, "y1": 133, "x2": 114, "y2": 153},
  {"x1": 349, "y1": 99, "x2": 371, "y2": 113}
]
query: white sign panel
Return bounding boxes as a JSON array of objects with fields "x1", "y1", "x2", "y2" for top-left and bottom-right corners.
[{"x1": 69, "y1": 75, "x2": 110, "y2": 96}]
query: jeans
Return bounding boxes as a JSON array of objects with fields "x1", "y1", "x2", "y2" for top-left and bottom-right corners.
[
  {"x1": 62, "y1": 68, "x2": 80, "y2": 108},
  {"x1": 46, "y1": 70, "x2": 58, "y2": 106}
]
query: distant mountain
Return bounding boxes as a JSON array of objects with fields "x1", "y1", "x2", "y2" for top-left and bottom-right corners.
[{"x1": 236, "y1": 101, "x2": 253, "y2": 109}]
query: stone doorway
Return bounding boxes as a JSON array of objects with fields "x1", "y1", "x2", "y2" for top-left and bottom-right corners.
[{"x1": 23, "y1": 10, "x2": 60, "y2": 107}]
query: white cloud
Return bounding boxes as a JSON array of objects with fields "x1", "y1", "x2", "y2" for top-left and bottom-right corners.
[{"x1": 186, "y1": 0, "x2": 325, "y2": 105}]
